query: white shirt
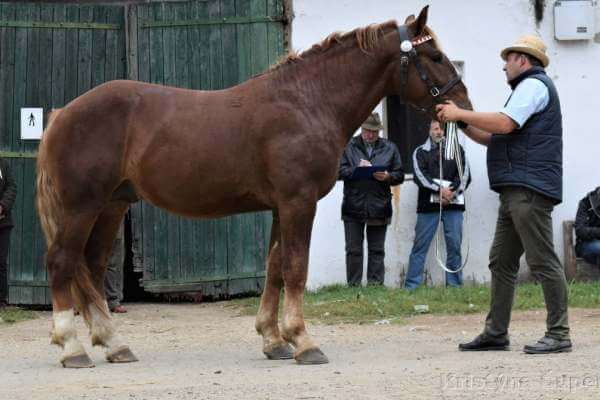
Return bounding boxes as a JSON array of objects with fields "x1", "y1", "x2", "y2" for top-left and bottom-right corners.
[{"x1": 501, "y1": 78, "x2": 549, "y2": 128}]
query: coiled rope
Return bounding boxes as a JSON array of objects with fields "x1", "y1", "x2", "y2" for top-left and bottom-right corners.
[{"x1": 434, "y1": 121, "x2": 469, "y2": 273}]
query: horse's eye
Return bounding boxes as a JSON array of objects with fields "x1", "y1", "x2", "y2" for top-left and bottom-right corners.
[{"x1": 431, "y1": 50, "x2": 443, "y2": 63}]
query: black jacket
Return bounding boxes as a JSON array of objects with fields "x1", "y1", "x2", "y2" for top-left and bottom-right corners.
[
  {"x1": 413, "y1": 137, "x2": 471, "y2": 213},
  {"x1": 339, "y1": 136, "x2": 404, "y2": 222},
  {"x1": 574, "y1": 188, "x2": 600, "y2": 255},
  {"x1": 0, "y1": 158, "x2": 17, "y2": 229}
]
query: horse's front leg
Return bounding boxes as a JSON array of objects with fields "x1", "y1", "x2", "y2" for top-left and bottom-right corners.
[
  {"x1": 278, "y1": 200, "x2": 329, "y2": 364},
  {"x1": 255, "y1": 210, "x2": 294, "y2": 359}
]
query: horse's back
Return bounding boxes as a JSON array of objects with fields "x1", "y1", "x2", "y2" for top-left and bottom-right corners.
[{"x1": 41, "y1": 77, "x2": 338, "y2": 217}]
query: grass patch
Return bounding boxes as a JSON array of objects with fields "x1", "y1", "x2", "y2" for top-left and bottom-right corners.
[
  {"x1": 231, "y1": 282, "x2": 600, "y2": 325},
  {"x1": 0, "y1": 307, "x2": 38, "y2": 325}
]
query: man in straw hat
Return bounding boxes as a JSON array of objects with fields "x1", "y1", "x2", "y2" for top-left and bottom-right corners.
[
  {"x1": 338, "y1": 112, "x2": 404, "y2": 286},
  {"x1": 436, "y1": 35, "x2": 571, "y2": 354}
]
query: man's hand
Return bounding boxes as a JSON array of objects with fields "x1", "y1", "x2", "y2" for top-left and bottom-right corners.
[
  {"x1": 373, "y1": 171, "x2": 390, "y2": 182},
  {"x1": 359, "y1": 159, "x2": 372, "y2": 167},
  {"x1": 436, "y1": 100, "x2": 463, "y2": 123},
  {"x1": 440, "y1": 187, "x2": 455, "y2": 201}
]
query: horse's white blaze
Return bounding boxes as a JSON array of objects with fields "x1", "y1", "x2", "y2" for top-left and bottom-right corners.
[
  {"x1": 88, "y1": 302, "x2": 126, "y2": 352},
  {"x1": 52, "y1": 309, "x2": 85, "y2": 358}
]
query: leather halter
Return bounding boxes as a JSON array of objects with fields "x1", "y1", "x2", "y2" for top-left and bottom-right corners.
[{"x1": 397, "y1": 25, "x2": 462, "y2": 108}]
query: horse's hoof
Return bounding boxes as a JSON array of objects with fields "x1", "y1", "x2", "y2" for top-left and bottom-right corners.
[
  {"x1": 264, "y1": 343, "x2": 294, "y2": 360},
  {"x1": 295, "y1": 348, "x2": 329, "y2": 365},
  {"x1": 61, "y1": 353, "x2": 95, "y2": 369},
  {"x1": 107, "y1": 346, "x2": 139, "y2": 363}
]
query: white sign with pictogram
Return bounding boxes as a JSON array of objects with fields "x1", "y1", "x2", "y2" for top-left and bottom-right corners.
[{"x1": 20, "y1": 108, "x2": 43, "y2": 140}]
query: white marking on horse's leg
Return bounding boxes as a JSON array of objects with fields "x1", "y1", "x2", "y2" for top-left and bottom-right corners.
[
  {"x1": 88, "y1": 301, "x2": 128, "y2": 355},
  {"x1": 51, "y1": 309, "x2": 86, "y2": 360},
  {"x1": 256, "y1": 307, "x2": 287, "y2": 353},
  {"x1": 282, "y1": 291, "x2": 319, "y2": 353}
]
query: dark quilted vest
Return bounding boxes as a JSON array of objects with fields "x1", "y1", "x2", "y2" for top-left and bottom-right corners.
[{"x1": 487, "y1": 68, "x2": 563, "y2": 204}]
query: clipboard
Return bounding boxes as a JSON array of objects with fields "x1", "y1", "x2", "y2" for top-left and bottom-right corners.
[
  {"x1": 430, "y1": 179, "x2": 465, "y2": 205},
  {"x1": 350, "y1": 165, "x2": 387, "y2": 180}
]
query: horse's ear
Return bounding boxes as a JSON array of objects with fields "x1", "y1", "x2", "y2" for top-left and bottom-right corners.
[
  {"x1": 413, "y1": 5, "x2": 429, "y2": 35},
  {"x1": 404, "y1": 14, "x2": 416, "y2": 24}
]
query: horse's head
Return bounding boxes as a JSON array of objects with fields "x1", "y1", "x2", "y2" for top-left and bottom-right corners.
[{"x1": 391, "y1": 6, "x2": 472, "y2": 117}]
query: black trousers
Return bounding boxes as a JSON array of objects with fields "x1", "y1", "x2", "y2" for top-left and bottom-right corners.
[
  {"x1": 344, "y1": 221, "x2": 387, "y2": 286},
  {"x1": 0, "y1": 227, "x2": 12, "y2": 304},
  {"x1": 104, "y1": 225, "x2": 125, "y2": 309}
]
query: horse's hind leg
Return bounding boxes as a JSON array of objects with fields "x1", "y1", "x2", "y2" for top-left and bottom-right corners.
[
  {"x1": 83, "y1": 202, "x2": 138, "y2": 363},
  {"x1": 255, "y1": 210, "x2": 294, "y2": 360},
  {"x1": 48, "y1": 212, "x2": 100, "y2": 368}
]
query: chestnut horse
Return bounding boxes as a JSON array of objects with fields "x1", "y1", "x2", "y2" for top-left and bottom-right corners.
[{"x1": 36, "y1": 6, "x2": 471, "y2": 368}]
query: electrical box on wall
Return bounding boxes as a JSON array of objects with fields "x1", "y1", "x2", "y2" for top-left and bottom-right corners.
[{"x1": 554, "y1": 0, "x2": 596, "y2": 40}]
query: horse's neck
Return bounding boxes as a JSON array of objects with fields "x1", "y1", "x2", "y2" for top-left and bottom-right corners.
[
  {"x1": 274, "y1": 35, "x2": 397, "y2": 141},
  {"x1": 328, "y1": 55, "x2": 392, "y2": 134}
]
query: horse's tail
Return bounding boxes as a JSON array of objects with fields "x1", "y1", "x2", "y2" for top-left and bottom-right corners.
[
  {"x1": 37, "y1": 109, "x2": 106, "y2": 319},
  {"x1": 36, "y1": 109, "x2": 63, "y2": 247}
]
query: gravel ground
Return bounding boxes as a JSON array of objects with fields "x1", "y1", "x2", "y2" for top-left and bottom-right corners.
[{"x1": 1, "y1": 302, "x2": 600, "y2": 400}]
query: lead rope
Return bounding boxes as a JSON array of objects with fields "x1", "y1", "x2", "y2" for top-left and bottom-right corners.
[{"x1": 434, "y1": 122, "x2": 470, "y2": 273}]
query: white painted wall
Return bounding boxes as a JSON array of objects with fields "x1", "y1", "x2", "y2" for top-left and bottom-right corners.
[{"x1": 290, "y1": 0, "x2": 600, "y2": 289}]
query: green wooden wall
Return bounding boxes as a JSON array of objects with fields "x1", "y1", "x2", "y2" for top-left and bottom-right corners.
[
  {"x1": 0, "y1": 0, "x2": 287, "y2": 304},
  {"x1": 130, "y1": 0, "x2": 285, "y2": 296},
  {"x1": 0, "y1": 2, "x2": 126, "y2": 304}
]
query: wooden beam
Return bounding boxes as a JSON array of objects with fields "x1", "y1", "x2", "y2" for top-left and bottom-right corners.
[{"x1": 0, "y1": 20, "x2": 121, "y2": 29}]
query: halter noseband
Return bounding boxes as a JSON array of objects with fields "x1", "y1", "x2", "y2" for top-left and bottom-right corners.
[{"x1": 397, "y1": 25, "x2": 462, "y2": 108}]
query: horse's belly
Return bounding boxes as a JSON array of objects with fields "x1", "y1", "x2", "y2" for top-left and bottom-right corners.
[{"x1": 135, "y1": 180, "x2": 270, "y2": 219}]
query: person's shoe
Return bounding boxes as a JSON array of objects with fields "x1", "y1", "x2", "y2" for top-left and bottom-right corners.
[
  {"x1": 458, "y1": 334, "x2": 510, "y2": 351},
  {"x1": 110, "y1": 304, "x2": 127, "y2": 314},
  {"x1": 523, "y1": 336, "x2": 572, "y2": 354}
]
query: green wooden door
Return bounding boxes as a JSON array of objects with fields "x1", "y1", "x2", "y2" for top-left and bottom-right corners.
[
  {"x1": 129, "y1": 0, "x2": 286, "y2": 296},
  {"x1": 0, "y1": 0, "x2": 286, "y2": 304},
  {"x1": 0, "y1": 2, "x2": 126, "y2": 305}
]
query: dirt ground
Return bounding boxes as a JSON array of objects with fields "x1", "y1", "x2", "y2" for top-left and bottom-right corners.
[{"x1": 2, "y1": 303, "x2": 600, "y2": 400}]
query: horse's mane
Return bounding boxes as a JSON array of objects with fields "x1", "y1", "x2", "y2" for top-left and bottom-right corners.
[
  {"x1": 269, "y1": 20, "x2": 442, "y2": 72},
  {"x1": 270, "y1": 20, "x2": 397, "y2": 71}
]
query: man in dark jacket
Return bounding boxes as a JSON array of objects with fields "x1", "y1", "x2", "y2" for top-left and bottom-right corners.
[
  {"x1": 574, "y1": 186, "x2": 600, "y2": 266},
  {"x1": 338, "y1": 112, "x2": 404, "y2": 286},
  {"x1": 0, "y1": 157, "x2": 17, "y2": 308},
  {"x1": 405, "y1": 120, "x2": 471, "y2": 290},
  {"x1": 437, "y1": 35, "x2": 571, "y2": 354}
]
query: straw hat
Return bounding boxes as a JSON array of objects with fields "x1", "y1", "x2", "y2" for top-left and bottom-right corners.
[
  {"x1": 500, "y1": 35, "x2": 549, "y2": 67},
  {"x1": 361, "y1": 112, "x2": 383, "y2": 131}
]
